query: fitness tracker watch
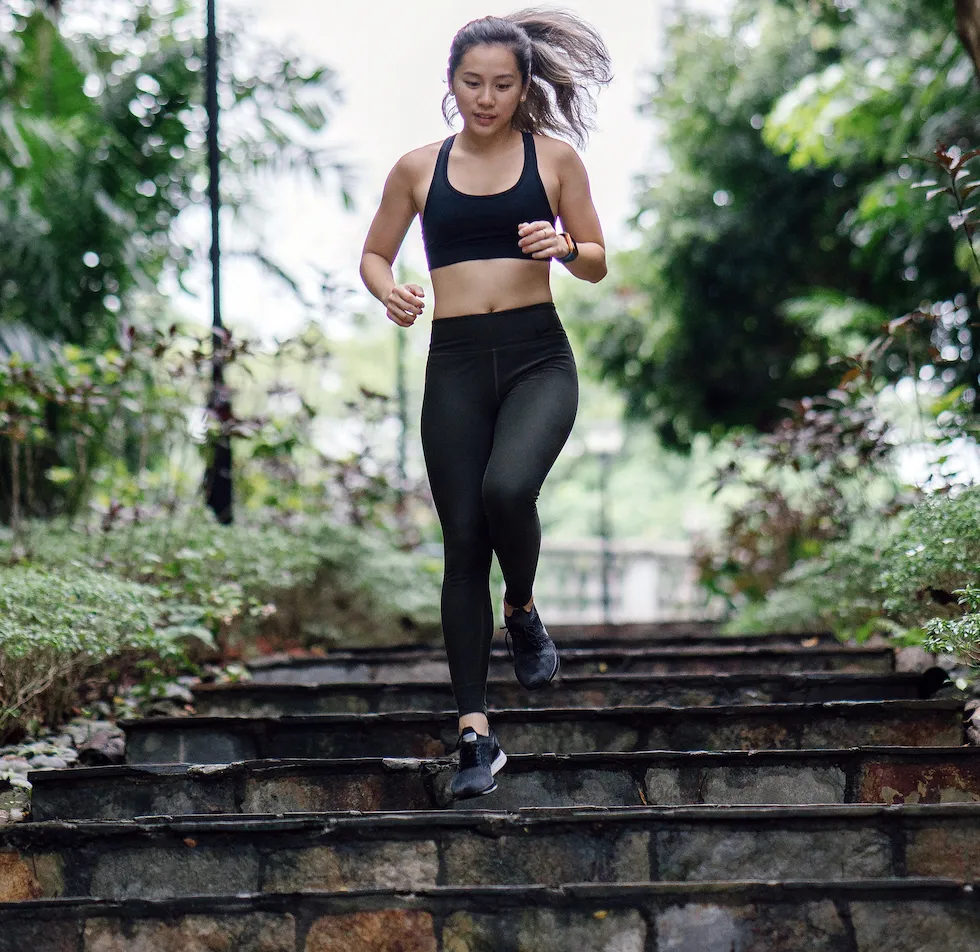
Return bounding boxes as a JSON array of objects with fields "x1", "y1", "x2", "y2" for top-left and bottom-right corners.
[{"x1": 557, "y1": 232, "x2": 579, "y2": 263}]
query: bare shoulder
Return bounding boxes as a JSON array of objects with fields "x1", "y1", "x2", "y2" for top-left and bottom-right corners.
[
  {"x1": 392, "y1": 139, "x2": 445, "y2": 181},
  {"x1": 531, "y1": 132, "x2": 580, "y2": 169},
  {"x1": 387, "y1": 139, "x2": 446, "y2": 214}
]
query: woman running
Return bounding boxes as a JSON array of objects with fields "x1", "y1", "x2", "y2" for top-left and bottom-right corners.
[{"x1": 359, "y1": 8, "x2": 611, "y2": 799}]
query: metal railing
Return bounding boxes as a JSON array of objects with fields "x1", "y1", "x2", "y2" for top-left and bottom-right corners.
[{"x1": 533, "y1": 538, "x2": 725, "y2": 625}]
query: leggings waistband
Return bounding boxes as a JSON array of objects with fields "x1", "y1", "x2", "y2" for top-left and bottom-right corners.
[{"x1": 428, "y1": 301, "x2": 563, "y2": 353}]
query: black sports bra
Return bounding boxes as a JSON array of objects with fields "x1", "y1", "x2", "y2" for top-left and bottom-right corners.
[{"x1": 421, "y1": 131, "x2": 556, "y2": 271}]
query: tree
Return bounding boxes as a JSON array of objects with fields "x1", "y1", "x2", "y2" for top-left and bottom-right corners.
[
  {"x1": 572, "y1": 0, "x2": 977, "y2": 449},
  {"x1": 957, "y1": 0, "x2": 980, "y2": 80},
  {"x1": 0, "y1": 0, "x2": 354, "y2": 520},
  {"x1": 0, "y1": 0, "x2": 353, "y2": 348}
]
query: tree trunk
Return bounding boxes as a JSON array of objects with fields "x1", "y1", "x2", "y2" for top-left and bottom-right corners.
[{"x1": 956, "y1": 0, "x2": 980, "y2": 82}]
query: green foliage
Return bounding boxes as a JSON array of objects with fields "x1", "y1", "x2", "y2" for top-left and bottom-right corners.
[
  {"x1": 728, "y1": 485, "x2": 980, "y2": 663},
  {"x1": 4, "y1": 506, "x2": 442, "y2": 655},
  {"x1": 578, "y1": 0, "x2": 974, "y2": 448},
  {"x1": 0, "y1": 503, "x2": 442, "y2": 737},
  {"x1": 0, "y1": 0, "x2": 350, "y2": 347},
  {"x1": 0, "y1": 564, "x2": 192, "y2": 738}
]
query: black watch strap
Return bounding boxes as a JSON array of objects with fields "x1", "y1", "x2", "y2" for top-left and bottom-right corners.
[{"x1": 558, "y1": 232, "x2": 579, "y2": 263}]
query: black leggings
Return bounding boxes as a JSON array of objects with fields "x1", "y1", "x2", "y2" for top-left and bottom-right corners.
[{"x1": 420, "y1": 301, "x2": 578, "y2": 716}]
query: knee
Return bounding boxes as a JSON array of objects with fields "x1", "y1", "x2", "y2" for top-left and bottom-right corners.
[
  {"x1": 442, "y1": 522, "x2": 492, "y2": 578},
  {"x1": 482, "y1": 475, "x2": 538, "y2": 520}
]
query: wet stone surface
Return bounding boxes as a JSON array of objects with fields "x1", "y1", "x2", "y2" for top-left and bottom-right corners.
[
  {"x1": 441, "y1": 830, "x2": 650, "y2": 886},
  {"x1": 0, "y1": 917, "x2": 80, "y2": 952},
  {"x1": 850, "y1": 900, "x2": 980, "y2": 952},
  {"x1": 90, "y1": 844, "x2": 261, "y2": 899},
  {"x1": 82, "y1": 913, "x2": 294, "y2": 952},
  {"x1": 655, "y1": 827, "x2": 891, "y2": 881},
  {"x1": 304, "y1": 911, "x2": 437, "y2": 952},
  {"x1": 655, "y1": 900, "x2": 847, "y2": 952},
  {"x1": 442, "y1": 908, "x2": 646, "y2": 952},
  {"x1": 644, "y1": 764, "x2": 848, "y2": 806},
  {"x1": 265, "y1": 840, "x2": 439, "y2": 892},
  {"x1": 905, "y1": 824, "x2": 980, "y2": 878},
  {"x1": 123, "y1": 702, "x2": 964, "y2": 766}
]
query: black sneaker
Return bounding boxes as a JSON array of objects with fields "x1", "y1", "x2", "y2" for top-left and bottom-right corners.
[
  {"x1": 450, "y1": 727, "x2": 507, "y2": 800},
  {"x1": 503, "y1": 604, "x2": 560, "y2": 689}
]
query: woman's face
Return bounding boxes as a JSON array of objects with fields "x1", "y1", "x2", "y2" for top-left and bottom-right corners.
[{"x1": 451, "y1": 43, "x2": 526, "y2": 133}]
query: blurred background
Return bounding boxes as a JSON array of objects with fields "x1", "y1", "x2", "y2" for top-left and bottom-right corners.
[{"x1": 4, "y1": 0, "x2": 980, "y2": 668}]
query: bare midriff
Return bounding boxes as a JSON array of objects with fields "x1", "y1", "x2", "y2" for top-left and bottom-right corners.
[{"x1": 430, "y1": 257, "x2": 554, "y2": 319}]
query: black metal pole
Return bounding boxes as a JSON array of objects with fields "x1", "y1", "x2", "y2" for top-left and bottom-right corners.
[{"x1": 204, "y1": 0, "x2": 233, "y2": 523}]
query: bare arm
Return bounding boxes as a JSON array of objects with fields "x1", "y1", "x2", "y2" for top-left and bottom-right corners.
[
  {"x1": 359, "y1": 155, "x2": 426, "y2": 327},
  {"x1": 554, "y1": 143, "x2": 606, "y2": 284}
]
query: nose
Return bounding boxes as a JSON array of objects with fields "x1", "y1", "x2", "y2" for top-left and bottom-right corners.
[{"x1": 477, "y1": 86, "x2": 494, "y2": 106}]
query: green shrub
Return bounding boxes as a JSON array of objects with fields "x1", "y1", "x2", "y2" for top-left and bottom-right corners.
[
  {"x1": 727, "y1": 486, "x2": 980, "y2": 661},
  {"x1": 4, "y1": 506, "x2": 442, "y2": 656},
  {"x1": 0, "y1": 566, "x2": 196, "y2": 739}
]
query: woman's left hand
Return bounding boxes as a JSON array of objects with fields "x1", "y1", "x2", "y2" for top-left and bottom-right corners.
[{"x1": 518, "y1": 221, "x2": 569, "y2": 260}]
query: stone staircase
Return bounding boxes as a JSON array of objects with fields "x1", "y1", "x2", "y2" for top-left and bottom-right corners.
[{"x1": 2, "y1": 622, "x2": 979, "y2": 950}]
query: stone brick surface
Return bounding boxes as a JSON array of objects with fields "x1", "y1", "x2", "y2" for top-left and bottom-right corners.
[
  {"x1": 801, "y1": 712, "x2": 961, "y2": 748},
  {"x1": 906, "y1": 825, "x2": 980, "y2": 877},
  {"x1": 241, "y1": 772, "x2": 433, "y2": 813},
  {"x1": 442, "y1": 831, "x2": 650, "y2": 886},
  {"x1": 699, "y1": 766, "x2": 847, "y2": 805},
  {"x1": 442, "y1": 908, "x2": 646, "y2": 952},
  {"x1": 858, "y1": 761, "x2": 980, "y2": 804},
  {"x1": 0, "y1": 918, "x2": 79, "y2": 952},
  {"x1": 696, "y1": 721, "x2": 792, "y2": 751},
  {"x1": 497, "y1": 722, "x2": 640, "y2": 755},
  {"x1": 446, "y1": 767, "x2": 643, "y2": 811},
  {"x1": 643, "y1": 768, "x2": 687, "y2": 805},
  {"x1": 0, "y1": 849, "x2": 43, "y2": 900},
  {"x1": 304, "y1": 911, "x2": 436, "y2": 952},
  {"x1": 656, "y1": 900, "x2": 848, "y2": 951},
  {"x1": 644, "y1": 765, "x2": 848, "y2": 805},
  {"x1": 265, "y1": 840, "x2": 438, "y2": 891},
  {"x1": 31, "y1": 851, "x2": 65, "y2": 897},
  {"x1": 30, "y1": 774, "x2": 240, "y2": 822},
  {"x1": 90, "y1": 844, "x2": 260, "y2": 899},
  {"x1": 851, "y1": 900, "x2": 980, "y2": 951},
  {"x1": 83, "y1": 913, "x2": 294, "y2": 952},
  {"x1": 656, "y1": 828, "x2": 891, "y2": 880}
]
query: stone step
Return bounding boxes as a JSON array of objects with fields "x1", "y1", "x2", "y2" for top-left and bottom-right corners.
[
  {"x1": 28, "y1": 746, "x2": 980, "y2": 819},
  {"x1": 3, "y1": 804, "x2": 979, "y2": 900},
  {"x1": 248, "y1": 628, "x2": 839, "y2": 666},
  {"x1": 530, "y1": 622, "x2": 836, "y2": 646},
  {"x1": 247, "y1": 643, "x2": 894, "y2": 684},
  {"x1": 0, "y1": 880, "x2": 977, "y2": 951},
  {"x1": 194, "y1": 670, "x2": 951, "y2": 717},
  {"x1": 121, "y1": 701, "x2": 964, "y2": 764}
]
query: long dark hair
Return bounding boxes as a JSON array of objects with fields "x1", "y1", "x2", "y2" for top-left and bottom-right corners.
[{"x1": 442, "y1": 7, "x2": 613, "y2": 150}]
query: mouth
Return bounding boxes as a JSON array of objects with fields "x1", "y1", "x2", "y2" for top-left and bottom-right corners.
[{"x1": 474, "y1": 114, "x2": 496, "y2": 121}]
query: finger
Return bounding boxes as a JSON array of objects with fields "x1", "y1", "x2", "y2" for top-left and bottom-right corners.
[
  {"x1": 519, "y1": 225, "x2": 553, "y2": 249},
  {"x1": 393, "y1": 293, "x2": 423, "y2": 315},
  {"x1": 517, "y1": 221, "x2": 545, "y2": 238},
  {"x1": 402, "y1": 287, "x2": 425, "y2": 309},
  {"x1": 387, "y1": 298, "x2": 416, "y2": 322},
  {"x1": 525, "y1": 238, "x2": 556, "y2": 256}
]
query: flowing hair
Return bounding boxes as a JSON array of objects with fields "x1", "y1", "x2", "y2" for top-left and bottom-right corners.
[{"x1": 441, "y1": 7, "x2": 613, "y2": 150}]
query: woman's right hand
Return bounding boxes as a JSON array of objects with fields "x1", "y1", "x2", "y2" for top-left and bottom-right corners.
[{"x1": 386, "y1": 283, "x2": 425, "y2": 327}]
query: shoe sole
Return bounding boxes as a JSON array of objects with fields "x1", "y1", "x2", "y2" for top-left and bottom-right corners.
[
  {"x1": 518, "y1": 651, "x2": 561, "y2": 691},
  {"x1": 452, "y1": 748, "x2": 508, "y2": 801}
]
